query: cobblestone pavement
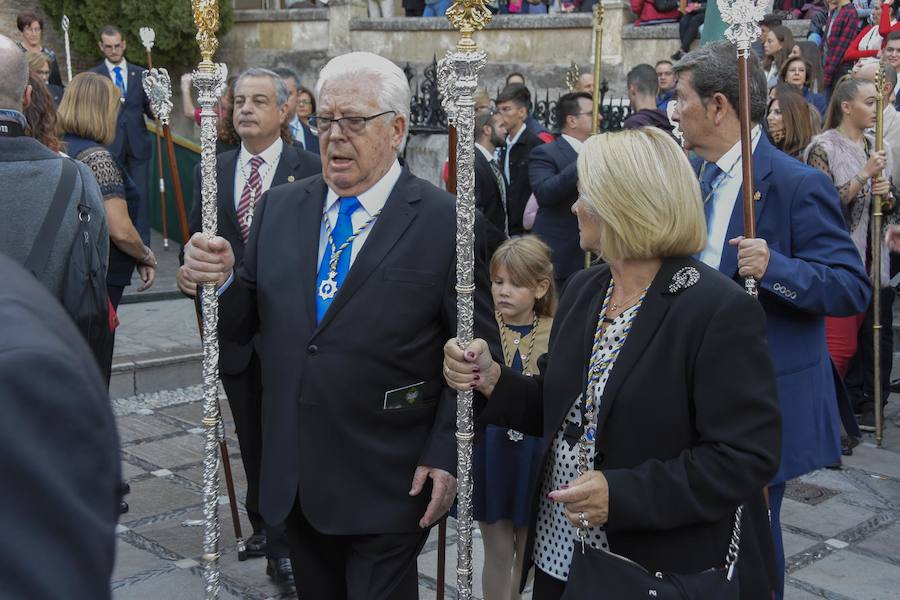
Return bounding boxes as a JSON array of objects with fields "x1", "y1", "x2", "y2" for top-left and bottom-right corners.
[{"x1": 110, "y1": 382, "x2": 900, "y2": 599}]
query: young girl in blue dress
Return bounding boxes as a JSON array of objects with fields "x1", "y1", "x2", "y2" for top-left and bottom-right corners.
[{"x1": 474, "y1": 236, "x2": 556, "y2": 600}]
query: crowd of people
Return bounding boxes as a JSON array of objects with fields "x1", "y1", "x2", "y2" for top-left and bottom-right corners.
[{"x1": 3, "y1": 3, "x2": 900, "y2": 600}]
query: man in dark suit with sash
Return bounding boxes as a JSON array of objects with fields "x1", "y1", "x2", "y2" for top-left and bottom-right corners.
[
  {"x1": 89, "y1": 25, "x2": 155, "y2": 241},
  {"x1": 673, "y1": 42, "x2": 870, "y2": 600},
  {"x1": 182, "y1": 52, "x2": 498, "y2": 600},
  {"x1": 177, "y1": 67, "x2": 320, "y2": 586}
]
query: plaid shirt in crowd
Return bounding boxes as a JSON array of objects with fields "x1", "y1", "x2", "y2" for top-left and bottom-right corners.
[{"x1": 824, "y1": 4, "x2": 861, "y2": 87}]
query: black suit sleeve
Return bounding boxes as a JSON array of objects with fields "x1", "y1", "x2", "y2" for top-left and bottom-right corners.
[
  {"x1": 218, "y1": 188, "x2": 268, "y2": 345},
  {"x1": 0, "y1": 347, "x2": 119, "y2": 600},
  {"x1": 529, "y1": 145, "x2": 578, "y2": 209},
  {"x1": 603, "y1": 291, "x2": 781, "y2": 534}
]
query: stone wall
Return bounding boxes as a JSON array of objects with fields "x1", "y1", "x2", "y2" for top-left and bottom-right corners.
[{"x1": 0, "y1": 2, "x2": 92, "y2": 74}]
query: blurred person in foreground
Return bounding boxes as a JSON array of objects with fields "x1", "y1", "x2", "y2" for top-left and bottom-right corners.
[{"x1": 444, "y1": 127, "x2": 781, "y2": 600}]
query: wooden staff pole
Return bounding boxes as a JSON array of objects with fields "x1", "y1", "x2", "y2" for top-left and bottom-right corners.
[
  {"x1": 145, "y1": 46, "x2": 170, "y2": 249},
  {"x1": 873, "y1": 63, "x2": 886, "y2": 446},
  {"x1": 163, "y1": 127, "x2": 191, "y2": 244},
  {"x1": 586, "y1": 4, "x2": 604, "y2": 269}
]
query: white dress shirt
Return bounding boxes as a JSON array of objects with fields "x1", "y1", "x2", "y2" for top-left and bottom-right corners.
[
  {"x1": 560, "y1": 133, "x2": 584, "y2": 154},
  {"x1": 233, "y1": 137, "x2": 285, "y2": 209},
  {"x1": 316, "y1": 159, "x2": 403, "y2": 269},
  {"x1": 105, "y1": 58, "x2": 128, "y2": 90},
  {"x1": 288, "y1": 115, "x2": 305, "y2": 149},
  {"x1": 698, "y1": 125, "x2": 762, "y2": 270}
]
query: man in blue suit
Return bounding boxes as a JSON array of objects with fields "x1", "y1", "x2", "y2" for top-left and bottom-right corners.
[
  {"x1": 528, "y1": 92, "x2": 593, "y2": 291},
  {"x1": 673, "y1": 42, "x2": 871, "y2": 600},
  {"x1": 90, "y1": 25, "x2": 154, "y2": 242}
]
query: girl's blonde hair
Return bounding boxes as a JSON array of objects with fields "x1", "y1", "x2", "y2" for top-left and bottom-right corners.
[
  {"x1": 489, "y1": 236, "x2": 557, "y2": 318},
  {"x1": 57, "y1": 72, "x2": 121, "y2": 146}
]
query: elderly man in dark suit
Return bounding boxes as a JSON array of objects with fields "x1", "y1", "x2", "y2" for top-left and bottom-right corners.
[
  {"x1": 529, "y1": 92, "x2": 592, "y2": 291},
  {"x1": 177, "y1": 67, "x2": 320, "y2": 586},
  {"x1": 89, "y1": 25, "x2": 154, "y2": 241},
  {"x1": 183, "y1": 52, "x2": 499, "y2": 599},
  {"x1": 673, "y1": 42, "x2": 871, "y2": 600},
  {"x1": 473, "y1": 110, "x2": 508, "y2": 257},
  {"x1": 0, "y1": 252, "x2": 120, "y2": 600}
]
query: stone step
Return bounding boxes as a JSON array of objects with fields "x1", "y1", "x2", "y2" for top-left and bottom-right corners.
[{"x1": 111, "y1": 349, "x2": 202, "y2": 400}]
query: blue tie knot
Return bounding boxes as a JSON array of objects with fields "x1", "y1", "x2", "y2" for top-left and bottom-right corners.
[
  {"x1": 113, "y1": 66, "x2": 121, "y2": 74},
  {"x1": 338, "y1": 196, "x2": 361, "y2": 217}
]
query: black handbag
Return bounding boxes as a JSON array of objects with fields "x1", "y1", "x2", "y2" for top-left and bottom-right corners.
[
  {"x1": 561, "y1": 507, "x2": 743, "y2": 600},
  {"x1": 652, "y1": 0, "x2": 680, "y2": 12}
]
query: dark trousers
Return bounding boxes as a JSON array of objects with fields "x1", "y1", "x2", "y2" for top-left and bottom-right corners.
[
  {"x1": 845, "y1": 287, "x2": 894, "y2": 413},
  {"x1": 769, "y1": 482, "x2": 786, "y2": 600},
  {"x1": 533, "y1": 568, "x2": 566, "y2": 600},
  {"x1": 122, "y1": 155, "x2": 150, "y2": 243},
  {"x1": 220, "y1": 351, "x2": 289, "y2": 558},
  {"x1": 679, "y1": 12, "x2": 705, "y2": 52},
  {"x1": 285, "y1": 495, "x2": 427, "y2": 600}
]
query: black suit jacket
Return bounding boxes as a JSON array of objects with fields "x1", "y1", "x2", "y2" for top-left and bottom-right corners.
[
  {"x1": 528, "y1": 137, "x2": 582, "y2": 283},
  {"x1": 498, "y1": 124, "x2": 551, "y2": 235},
  {"x1": 188, "y1": 144, "x2": 321, "y2": 374},
  {"x1": 481, "y1": 257, "x2": 781, "y2": 598},
  {"x1": 473, "y1": 149, "x2": 507, "y2": 256},
  {"x1": 299, "y1": 121, "x2": 320, "y2": 155},
  {"x1": 0, "y1": 253, "x2": 120, "y2": 600},
  {"x1": 218, "y1": 168, "x2": 501, "y2": 532},
  {"x1": 90, "y1": 62, "x2": 154, "y2": 161}
]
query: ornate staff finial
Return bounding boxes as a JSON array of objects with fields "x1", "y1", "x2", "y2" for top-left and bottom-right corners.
[
  {"x1": 142, "y1": 69, "x2": 173, "y2": 126},
  {"x1": 60, "y1": 15, "x2": 72, "y2": 83},
  {"x1": 446, "y1": 0, "x2": 492, "y2": 52},
  {"x1": 192, "y1": 0, "x2": 221, "y2": 68},
  {"x1": 718, "y1": 0, "x2": 767, "y2": 51},
  {"x1": 566, "y1": 61, "x2": 580, "y2": 93},
  {"x1": 139, "y1": 27, "x2": 155, "y2": 53}
]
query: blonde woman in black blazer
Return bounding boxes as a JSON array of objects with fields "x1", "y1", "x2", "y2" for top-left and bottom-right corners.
[{"x1": 444, "y1": 127, "x2": 782, "y2": 599}]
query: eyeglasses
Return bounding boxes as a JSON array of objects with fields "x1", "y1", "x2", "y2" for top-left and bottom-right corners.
[
  {"x1": 308, "y1": 110, "x2": 396, "y2": 134},
  {"x1": 23, "y1": 26, "x2": 41, "y2": 34},
  {"x1": 570, "y1": 111, "x2": 593, "y2": 117}
]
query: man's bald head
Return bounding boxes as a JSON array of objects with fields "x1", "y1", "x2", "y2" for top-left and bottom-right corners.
[{"x1": 0, "y1": 34, "x2": 29, "y2": 110}]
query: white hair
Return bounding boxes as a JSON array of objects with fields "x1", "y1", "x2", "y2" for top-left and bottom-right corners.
[{"x1": 315, "y1": 52, "x2": 411, "y2": 152}]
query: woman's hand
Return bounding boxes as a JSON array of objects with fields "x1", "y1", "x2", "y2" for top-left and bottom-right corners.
[
  {"x1": 443, "y1": 337, "x2": 499, "y2": 396},
  {"x1": 863, "y1": 150, "x2": 888, "y2": 179},
  {"x1": 872, "y1": 176, "x2": 891, "y2": 197},
  {"x1": 136, "y1": 264, "x2": 156, "y2": 292},
  {"x1": 548, "y1": 470, "x2": 610, "y2": 528}
]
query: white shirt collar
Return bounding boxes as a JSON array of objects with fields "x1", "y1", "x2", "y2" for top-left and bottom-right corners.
[
  {"x1": 238, "y1": 137, "x2": 284, "y2": 169},
  {"x1": 325, "y1": 159, "x2": 403, "y2": 216},
  {"x1": 714, "y1": 125, "x2": 762, "y2": 175},
  {"x1": 561, "y1": 134, "x2": 584, "y2": 154},
  {"x1": 105, "y1": 58, "x2": 127, "y2": 72},
  {"x1": 507, "y1": 121, "x2": 527, "y2": 147},
  {"x1": 475, "y1": 143, "x2": 495, "y2": 162}
]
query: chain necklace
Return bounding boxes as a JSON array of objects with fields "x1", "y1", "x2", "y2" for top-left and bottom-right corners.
[
  {"x1": 317, "y1": 204, "x2": 383, "y2": 300},
  {"x1": 240, "y1": 153, "x2": 280, "y2": 229},
  {"x1": 497, "y1": 310, "x2": 539, "y2": 442},
  {"x1": 609, "y1": 287, "x2": 645, "y2": 313}
]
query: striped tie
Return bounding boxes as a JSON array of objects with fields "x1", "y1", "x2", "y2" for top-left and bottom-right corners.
[{"x1": 236, "y1": 156, "x2": 265, "y2": 243}]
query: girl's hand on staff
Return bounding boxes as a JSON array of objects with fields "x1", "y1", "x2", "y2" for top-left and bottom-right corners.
[
  {"x1": 863, "y1": 150, "x2": 888, "y2": 179},
  {"x1": 872, "y1": 176, "x2": 891, "y2": 197},
  {"x1": 443, "y1": 337, "x2": 500, "y2": 396}
]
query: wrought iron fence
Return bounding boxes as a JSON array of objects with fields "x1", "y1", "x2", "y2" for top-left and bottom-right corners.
[{"x1": 405, "y1": 57, "x2": 632, "y2": 136}]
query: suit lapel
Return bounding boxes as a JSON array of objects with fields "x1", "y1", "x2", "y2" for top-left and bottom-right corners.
[
  {"x1": 592, "y1": 259, "x2": 679, "y2": 435},
  {"x1": 557, "y1": 137, "x2": 577, "y2": 165},
  {"x1": 718, "y1": 137, "x2": 774, "y2": 279},
  {"x1": 271, "y1": 146, "x2": 299, "y2": 186},
  {"x1": 298, "y1": 177, "x2": 328, "y2": 332},
  {"x1": 219, "y1": 151, "x2": 241, "y2": 238},
  {"x1": 312, "y1": 171, "x2": 419, "y2": 336}
]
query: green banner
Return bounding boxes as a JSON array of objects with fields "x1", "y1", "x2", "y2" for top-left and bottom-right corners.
[
  {"x1": 700, "y1": 2, "x2": 729, "y2": 45},
  {"x1": 146, "y1": 124, "x2": 200, "y2": 247}
]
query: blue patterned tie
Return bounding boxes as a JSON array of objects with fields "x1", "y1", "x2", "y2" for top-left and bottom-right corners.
[
  {"x1": 700, "y1": 162, "x2": 724, "y2": 230},
  {"x1": 315, "y1": 197, "x2": 361, "y2": 322},
  {"x1": 113, "y1": 66, "x2": 126, "y2": 98}
]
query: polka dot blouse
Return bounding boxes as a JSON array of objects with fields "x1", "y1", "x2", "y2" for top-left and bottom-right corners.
[{"x1": 533, "y1": 305, "x2": 638, "y2": 581}]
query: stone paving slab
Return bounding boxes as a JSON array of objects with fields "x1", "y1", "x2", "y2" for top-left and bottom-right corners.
[{"x1": 109, "y1": 384, "x2": 900, "y2": 600}]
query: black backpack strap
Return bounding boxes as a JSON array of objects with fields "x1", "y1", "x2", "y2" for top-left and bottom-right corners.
[{"x1": 24, "y1": 158, "x2": 78, "y2": 276}]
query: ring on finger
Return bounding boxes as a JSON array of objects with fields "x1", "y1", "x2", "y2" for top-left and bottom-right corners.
[{"x1": 578, "y1": 511, "x2": 590, "y2": 529}]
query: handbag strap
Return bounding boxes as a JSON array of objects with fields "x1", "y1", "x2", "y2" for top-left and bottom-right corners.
[
  {"x1": 725, "y1": 505, "x2": 743, "y2": 581},
  {"x1": 24, "y1": 158, "x2": 78, "y2": 276}
]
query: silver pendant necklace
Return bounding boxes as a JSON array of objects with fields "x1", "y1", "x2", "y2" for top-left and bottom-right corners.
[{"x1": 317, "y1": 204, "x2": 382, "y2": 300}]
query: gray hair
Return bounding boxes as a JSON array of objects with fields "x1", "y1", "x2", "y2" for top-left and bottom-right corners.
[
  {"x1": 627, "y1": 64, "x2": 659, "y2": 97},
  {"x1": 235, "y1": 67, "x2": 290, "y2": 107},
  {"x1": 673, "y1": 41, "x2": 767, "y2": 124},
  {"x1": 0, "y1": 34, "x2": 28, "y2": 110},
  {"x1": 315, "y1": 52, "x2": 411, "y2": 152},
  {"x1": 271, "y1": 66, "x2": 300, "y2": 88}
]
